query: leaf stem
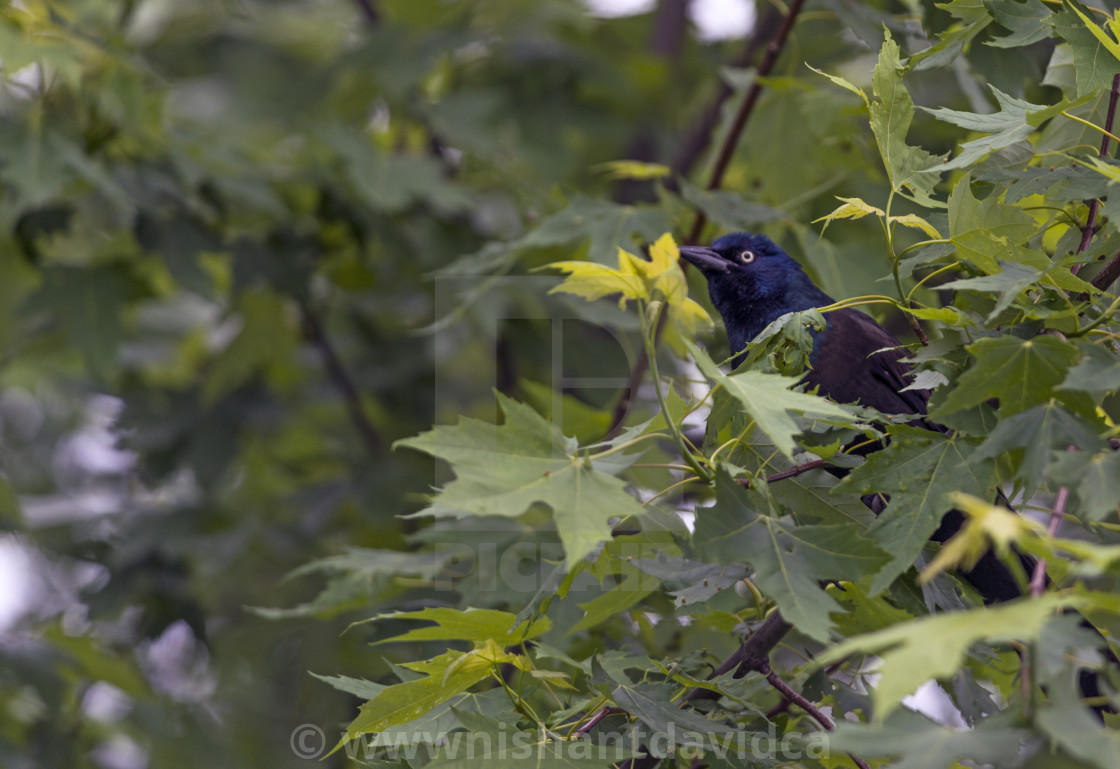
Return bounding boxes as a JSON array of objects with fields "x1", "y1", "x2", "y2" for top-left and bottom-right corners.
[
  {"x1": 641, "y1": 302, "x2": 712, "y2": 483},
  {"x1": 1068, "y1": 294, "x2": 1120, "y2": 337},
  {"x1": 1060, "y1": 109, "x2": 1120, "y2": 149},
  {"x1": 893, "y1": 238, "x2": 952, "y2": 262},
  {"x1": 906, "y1": 261, "x2": 963, "y2": 303},
  {"x1": 643, "y1": 476, "x2": 704, "y2": 505}
]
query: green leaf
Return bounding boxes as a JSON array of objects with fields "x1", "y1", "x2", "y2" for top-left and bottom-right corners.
[
  {"x1": 631, "y1": 552, "x2": 748, "y2": 605},
  {"x1": 611, "y1": 681, "x2": 729, "y2": 737},
  {"x1": 811, "y1": 592, "x2": 1084, "y2": 720},
  {"x1": 828, "y1": 708, "x2": 1032, "y2": 769},
  {"x1": 395, "y1": 394, "x2": 649, "y2": 565},
  {"x1": 360, "y1": 688, "x2": 518, "y2": 750},
  {"x1": 1051, "y1": 450, "x2": 1120, "y2": 521},
  {"x1": 520, "y1": 381, "x2": 611, "y2": 445},
  {"x1": 594, "y1": 160, "x2": 671, "y2": 180},
  {"x1": 909, "y1": 0, "x2": 993, "y2": 71},
  {"x1": 695, "y1": 471, "x2": 889, "y2": 642},
  {"x1": 135, "y1": 212, "x2": 219, "y2": 296},
  {"x1": 548, "y1": 233, "x2": 712, "y2": 351},
  {"x1": 1061, "y1": 0, "x2": 1120, "y2": 65},
  {"x1": 569, "y1": 562, "x2": 657, "y2": 634},
  {"x1": 1059, "y1": 343, "x2": 1120, "y2": 396},
  {"x1": 311, "y1": 673, "x2": 385, "y2": 699},
  {"x1": 44, "y1": 625, "x2": 151, "y2": 698},
  {"x1": 523, "y1": 194, "x2": 671, "y2": 265},
  {"x1": 939, "y1": 260, "x2": 1044, "y2": 319},
  {"x1": 678, "y1": 181, "x2": 785, "y2": 231},
  {"x1": 973, "y1": 401, "x2": 1106, "y2": 497},
  {"x1": 947, "y1": 177, "x2": 1036, "y2": 274},
  {"x1": 202, "y1": 288, "x2": 299, "y2": 404},
  {"x1": 687, "y1": 340, "x2": 858, "y2": 460},
  {"x1": 1052, "y1": 5, "x2": 1120, "y2": 97},
  {"x1": 933, "y1": 334, "x2": 1080, "y2": 417},
  {"x1": 1036, "y1": 664, "x2": 1120, "y2": 769},
  {"x1": 373, "y1": 608, "x2": 550, "y2": 645},
  {"x1": 32, "y1": 265, "x2": 131, "y2": 379},
  {"x1": 922, "y1": 86, "x2": 1080, "y2": 170},
  {"x1": 868, "y1": 33, "x2": 944, "y2": 206},
  {"x1": 255, "y1": 548, "x2": 454, "y2": 619},
  {"x1": 838, "y1": 427, "x2": 996, "y2": 594},
  {"x1": 324, "y1": 125, "x2": 470, "y2": 214},
  {"x1": 985, "y1": 0, "x2": 1053, "y2": 48},
  {"x1": 888, "y1": 212, "x2": 942, "y2": 238},
  {"x1": 337, "y1": 644, "x2": 522, "y2": 746},
  {"x1": 812, "y1": 196, "x2": 884, "y2": 236}
]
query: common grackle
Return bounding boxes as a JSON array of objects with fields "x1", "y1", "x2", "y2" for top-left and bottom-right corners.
[
  {"x1": 679, "y1": 231, "x2": 1016, "y2": 603},
  {"x1": 681, "y1": 231, "x2": 1119, "y2": 712}
]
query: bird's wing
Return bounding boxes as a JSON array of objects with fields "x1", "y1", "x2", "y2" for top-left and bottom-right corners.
[{"x1": 805, "y1": 309, "x2": 934, "y2": 418}]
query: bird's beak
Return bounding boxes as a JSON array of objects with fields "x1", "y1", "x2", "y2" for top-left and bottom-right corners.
[{"x1": 678, "y1": 246, "x2": 729, "y2": 273}]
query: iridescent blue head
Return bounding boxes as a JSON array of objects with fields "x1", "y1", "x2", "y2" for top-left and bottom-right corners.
[{"x1": 678, "y1": 232, "x2": 834, "y2": 359}]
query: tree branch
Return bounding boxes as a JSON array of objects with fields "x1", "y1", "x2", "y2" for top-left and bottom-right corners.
[
  {"x1": 1091, "y1": 252, "x2": 1120, "y2": 291},
  {"x1": 1074, "y1": 73, "x2": 1120, "y2": 270},
  {"x1": 684, "y1": 610, "x2": 793, "y2": 702},
  {"x1": 352, "y1": 0, "x2": 380, "y2": 25},
  {"x1": 756, "y1": 662, "x2": 872, "y2": 769},
  {"x1": 573, "y1": 706, "x2": 624, "y2": 736},
  {"x1": 669, "y1": 5, "x2": 782, "y2": 181},
  {"x1": 300, "y1": 302, "x2": 387, "y2": 460},
  {"x1": 1030, "y1": 485, "x2": 1070, "y2": 597},
  {"x1": 742, "y1": 458, "x2": 832, "y2": 486}
]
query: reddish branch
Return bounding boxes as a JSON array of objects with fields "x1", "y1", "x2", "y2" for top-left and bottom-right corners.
[
  {"x1": 1030, "y1": 489, "x2": 1068, "y2": 596},
  {"x1": 684, "y1": 610, "x2": 794, "y2": 703},
  {"x1": 1094, "y1": 255, "x2": 1120, "y2": 290},
  {"x1": 1074, "y1": 73, "x2": 1120, "y2": 266},
  {"x1": 573, "y1": 706, "x2": 624, "y2": 736},
  {"x1": 743, "y1": 459, "x2": 832, "y2": 486},
  {"x1": 757, "y1": 662, "x2": 872, "y2": 769}
]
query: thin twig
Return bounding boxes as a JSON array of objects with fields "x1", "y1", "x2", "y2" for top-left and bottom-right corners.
[
  {"x1": 743, "y1": 459, "x2": 832, "y2": 486},
  {"x1": 756, "y1": 663, "x2": 872, "y2": 769},
  {"x1": 300, "y1": 302, "x2": 386, "y2": 459},
  {"x1": 1030, "y1": 487, "x2": 1069, "y2": 597},
  {"x1": 1074, "y1": 73, "x2": 1120, "y2": 272},
  {"x1": 574, "y1": 706, "x2": 624, "y2": 736},
  {"x1": 757, "y1": 662, "x2": 835, "y2": 729},
  {"x1": 684, "y1": 611, "x2": 794, "y2": 702}
]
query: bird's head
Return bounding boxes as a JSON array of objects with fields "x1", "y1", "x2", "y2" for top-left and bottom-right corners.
[{"x1": 679, "y1": 232, "x2": 834, "y2": 355}]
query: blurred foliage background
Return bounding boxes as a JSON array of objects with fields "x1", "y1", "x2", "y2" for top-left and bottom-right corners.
[{"x1": 2, "y1": 0, "x2": 1116, "y2": 767}]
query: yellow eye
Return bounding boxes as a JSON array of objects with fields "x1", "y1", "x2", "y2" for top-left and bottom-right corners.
[{"x1": 738, "y1": 250, "x2": 756, "y2": 264}]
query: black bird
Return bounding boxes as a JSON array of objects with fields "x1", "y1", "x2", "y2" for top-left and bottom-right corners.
[
  {"x1": 678, "y1": 232, "x2": 930, "y2": 420},
  {"x1": 680, "y1": 231, "x2": 1115, "y2": 711},
  {"x1": 678, "y1": 232, "x2": 1016, "y2": 601}
]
